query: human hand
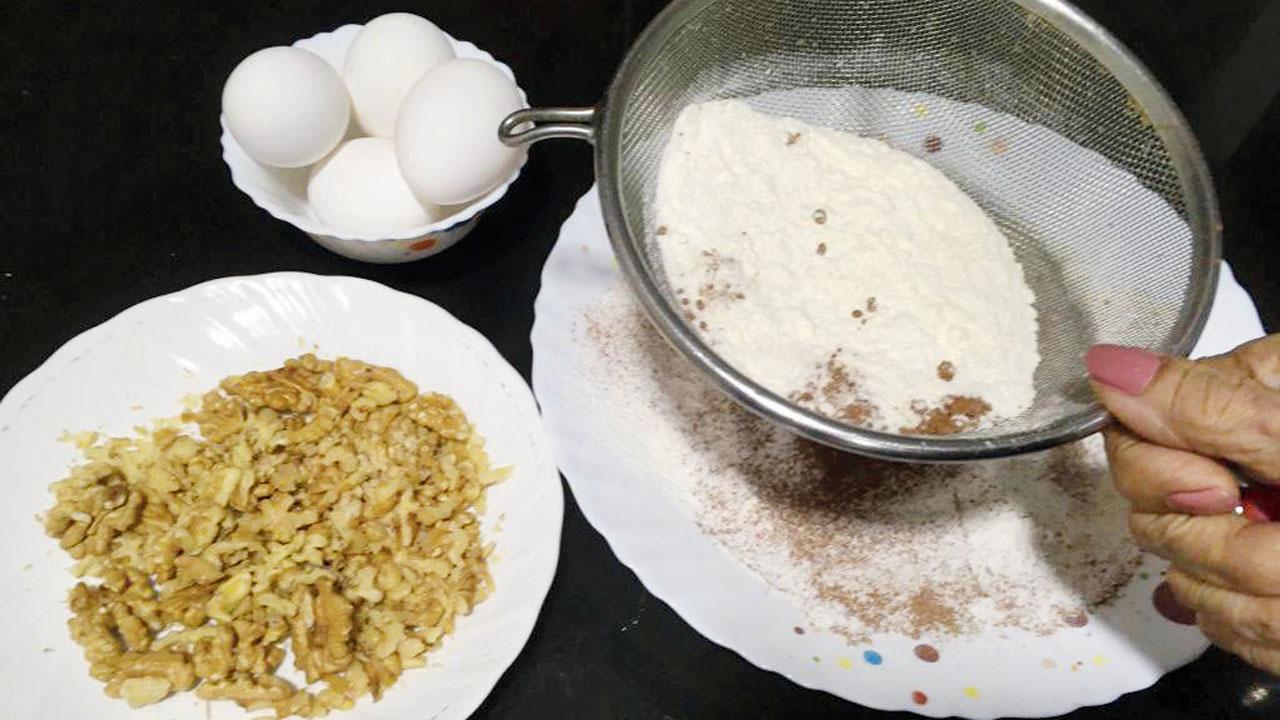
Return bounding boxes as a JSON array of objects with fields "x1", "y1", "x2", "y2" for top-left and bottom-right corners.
[{"x1": 1086, "y1": 335, "x2": 1280, "y2": 675}]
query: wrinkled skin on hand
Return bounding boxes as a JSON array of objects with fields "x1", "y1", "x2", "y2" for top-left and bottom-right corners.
[{"x1": 1088, "y1": 335, "x2": 1280, "y2": 676}]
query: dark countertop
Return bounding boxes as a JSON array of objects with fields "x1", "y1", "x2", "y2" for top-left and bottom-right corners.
[{"x1": 3, "y1": 1, "x2": 1277, "y2": 718}]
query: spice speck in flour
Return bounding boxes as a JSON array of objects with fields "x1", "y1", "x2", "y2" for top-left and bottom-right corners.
[
  {"x1": 577, "y1": 297, "x2": 1139, "y2": 642},
  {"x1": 902, "y1": 395, "x2": 992, "y2": 435},
  {"x1": 653, "y1": 100, "x2": 1039, "y2": 434},
  {"x1": 937, "y1": 360, "x2": 956, "y2": 382}
]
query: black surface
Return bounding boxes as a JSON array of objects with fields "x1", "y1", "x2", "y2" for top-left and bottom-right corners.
[{"x1": 3, "y1": 1, "x2": 1279, "y2": 718}]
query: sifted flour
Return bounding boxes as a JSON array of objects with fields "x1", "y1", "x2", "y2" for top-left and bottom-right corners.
[
  {"x1": 654, "y1": 100, "x2": 1040, "y2": 432},
  {"x1": 578, "y1": 294, "x2": 1139, "y2": 641}
]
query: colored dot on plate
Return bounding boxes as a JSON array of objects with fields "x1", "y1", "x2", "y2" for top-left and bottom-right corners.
[
  {"x1": 973, "y1": 120, "x2": 988, "y2": 133},
  {"x1": 1092, "y1": 655, "x2": 1108, "y2": 667},
  {"x1": 1139, "y1": 572, "x2": 1151, "y2": 580},
  {"x1": 863, "y1": 650, "x2": 883, "y2": 666},
  {"x1": 991, "y1": 137, "x2": 1012, "y2": 154},
  {"x1": 793, "y1": 626, "x2": 805, "y2": 635},
  {"x1": 913, "y1": 104, "x2": 929, "y2": 117},
  {"x1": 912, "y1": 691, "x2": 929, "y2": 706},
  {"x1": 1041, "y1": 658, "x2": 1057, "y2": 670},
  {"x1": 812, "y1": 656, "x2": 821, "y2": 663},
  {"x1": 963, "y1": 686, "x2": 980, "y2": 699},
  {"x1": 837, "y1": 657, "x2": 853, "y2": 670},
  {"x1": 913, "y1": 644, "x2": 940, "y2": 663}
]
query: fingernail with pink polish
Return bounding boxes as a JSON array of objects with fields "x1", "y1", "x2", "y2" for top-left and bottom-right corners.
[
  {"x1": 1085, "y1": 344, "x2": 1163, "y2": 396},
  {"x1": 1166, "y1": 488, "x2": 1240, "y2": 515}
]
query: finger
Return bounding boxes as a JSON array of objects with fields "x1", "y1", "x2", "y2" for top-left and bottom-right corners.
[
  {"x1": 1197, "y1": 614, "x2": 1280, "y2": 676},
  {"x1": 1167, "y1": 569, "x2": 1280, "y2": 646},
  {"x1": 1215, "y1": 335, "x2": 1280, "y2": 391},
  {"x1": 1129, "y1": 512, "x2": 1280, "y2": 595},
  {"x1": 1086, "y1": 344, "x2": 1280, "y2": 481},
  {"x1": 1105, "y1": 427, "x2": 1239, "y2": 514}
]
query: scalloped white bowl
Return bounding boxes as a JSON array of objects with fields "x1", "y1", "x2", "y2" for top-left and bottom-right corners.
[{"x1": 220, "y1": 25, "x2": 528, "y2": 264}]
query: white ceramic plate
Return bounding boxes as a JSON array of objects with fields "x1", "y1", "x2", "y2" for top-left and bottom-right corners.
[
  {"x1": 0, "y1": 273, "x2": 562, "y2": 719},
  {"x1": 531, "y1": 187, "x2": 1266, "y2": 719}
]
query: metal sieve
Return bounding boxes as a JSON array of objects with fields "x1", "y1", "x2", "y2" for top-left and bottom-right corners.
[{"x1": 501, "y1": 0, "x2": 1220, "y2": 462}]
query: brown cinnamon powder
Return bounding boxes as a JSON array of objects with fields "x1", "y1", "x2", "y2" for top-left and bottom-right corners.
[
  {"x1": 578, "y1": 301, "x2": 1138, "y2": 643},
  {"x1": 909, "y1": 588, "x2": 961, "y2": 634},
  {"x1": 937, "y1": 360, "x2": 956, "y2": 382},
  {"x1": 902, "y1": 395, "x2": 992, "y2": 435},
  {"x1": 677, "y1": 250, "x2": 748, "y2": 329},
  {"x1": 790, "y1": 352, "x2": 880, "y2": 428},
  {"x1": 792, "y1": 352, "x2": 992, "y2": 436}
]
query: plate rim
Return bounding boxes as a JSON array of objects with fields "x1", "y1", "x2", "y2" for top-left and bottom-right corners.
[{"x1": 0, "y1": 270, "x2": 564, "y2": 720}]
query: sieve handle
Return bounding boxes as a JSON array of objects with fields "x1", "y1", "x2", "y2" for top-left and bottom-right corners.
[{"x1": 499, "y1": 107, "x2": 596, "y2": 147}]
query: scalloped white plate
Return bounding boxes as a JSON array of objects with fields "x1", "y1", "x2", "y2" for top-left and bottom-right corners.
[
  {"x1": 0, "y1": 273, "x2": 562, "y2": 719},
  {"x1": 532, "y1": 187, "x2": 1265, "y2": 719}
]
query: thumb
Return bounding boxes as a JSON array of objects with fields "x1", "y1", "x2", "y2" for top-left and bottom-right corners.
[{"x1": 1086, "y1": 342, "x2": 1280, "y2": 483}]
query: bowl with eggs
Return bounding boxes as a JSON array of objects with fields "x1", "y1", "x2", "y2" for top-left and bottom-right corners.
[{"x1": 220, "y1": 15, "x2": 528, "y2": 264}]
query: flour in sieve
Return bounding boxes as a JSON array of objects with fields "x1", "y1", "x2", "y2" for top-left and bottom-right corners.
[
  {"x1": 654, "y1": 99, "x2": 1040, "y2": 432},
  {"x1": 577, "y1": 291, "x2": 1138, "y2": 641}
]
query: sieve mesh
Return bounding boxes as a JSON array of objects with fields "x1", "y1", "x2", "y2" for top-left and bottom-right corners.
[{"x1": 595, "y1": 0, "x2": 1219, "y2": 459}]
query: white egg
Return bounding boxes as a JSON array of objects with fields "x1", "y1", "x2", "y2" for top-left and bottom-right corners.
[
  {"x1": 307, "y1": 137, "x2": 440, "y2": 235},
  {"x1": 222, "y1": 46, "x2": 350, "y2": 168},
  {"x1": 396, "y1": 58, "x2": 525, "y2": 206},
  {"x1": 342, "y1": 13, "x2": 456, "y2": 138}
]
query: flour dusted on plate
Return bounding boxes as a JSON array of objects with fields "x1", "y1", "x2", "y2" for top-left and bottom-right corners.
[
  {"x1": 654, "y1": 100, "x2": 1040, "y2": 433},
  {"x1": 579, "y1": 294, "x2": 1138, "y2": 641}
]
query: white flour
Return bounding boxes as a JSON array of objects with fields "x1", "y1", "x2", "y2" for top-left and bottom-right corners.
[
  {"x1": 654, "y1": 99, "x2": 1040, "y2": 432},
  {"x1": 579, "y1": 294, "x2": 1139, "y2": 641}
]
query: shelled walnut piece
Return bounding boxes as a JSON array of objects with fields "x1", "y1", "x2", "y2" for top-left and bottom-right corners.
[{"x1": 43, "y1": 354, "x2": 506, "y2": 717}]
